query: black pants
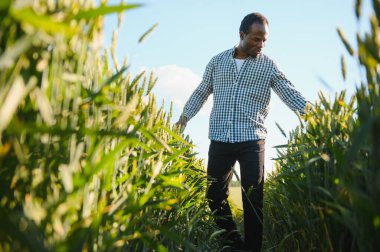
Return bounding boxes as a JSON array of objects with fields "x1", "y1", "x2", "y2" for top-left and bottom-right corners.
[{"x1": 206, "y1": 140, "x2": 265, "y2": 252}]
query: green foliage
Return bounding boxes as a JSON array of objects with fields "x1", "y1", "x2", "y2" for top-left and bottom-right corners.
[
  {"x1": 0, "y1": 1, "x2": 220, "y2": 251},
  {"x1": 264, "y1": 1, "x2": 380, "y2": 251},
  {"x1": 264, "y1": 92, "x2": 358, "y2": 251}
]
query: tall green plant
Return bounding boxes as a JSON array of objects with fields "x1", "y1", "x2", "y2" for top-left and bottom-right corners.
[
  {"x1": 0, "y1": 1, "x2": 220, "y2": 251},
  {"x1": 263, "y1": 0, "x2": 380, "y2": 251}
]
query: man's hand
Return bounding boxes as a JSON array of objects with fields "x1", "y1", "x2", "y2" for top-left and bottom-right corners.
[{"x1": 175, "y1": 115, "x2": 188, "y2": 132}]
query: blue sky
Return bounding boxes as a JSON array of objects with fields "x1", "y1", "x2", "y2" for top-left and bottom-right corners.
[{"x1": 105, "y1": 0, "x2": 371, "y2": 178}]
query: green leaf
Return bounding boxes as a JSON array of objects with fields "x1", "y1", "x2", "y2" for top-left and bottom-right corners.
[
  {"x1": 160, "y1": 125, "x2": 190, "y2": 145},
  {"x1": 0, "y1": 0, "x2": 11, "y2": 12},
  {"x1": 88, "y1": 139, "x2": 130, "y2": 176},
  {"x1": 315, "y1": 186, "x2": 334, "y2": 200},
  {"x1": 273, "y1": 144, "x2": 292, "y2": 148},
  {"x1": 374, "y1": 0, "x2": 380, "y2": 22},
  {"x1": 0, "y1": 35, "x2": 33, "y2": 70},
  {"x1": 156, "y1": 244, "x2": 168, "y2": 252},
  {"x1": 10, "y1": 7, "x2": 77, "y2": 37},
  {"x1": 0, "y1": 77, "x2": 36, "y2": 132},
  {"x1": 337, "y1": 27, "x2": 354, "y2": 56},
  {"x1": 159, "y1": 227, "x2": 197, "y2": 250},
  {"x1": 355, "y1": 0, "x2": 362, "y2": 19},
  {"x1": 341, "y1": 54, "x2": 347, "y2": 81},
  {"x1": 80, "y1": 66, "x2": 128, "y2": 106},
  {"x1": 209, "y1": 229, "x2": 226, "y2": 240},
  {"x1": 138, "y1": 22, "x2": 159, "y2": 43},
  {"x1": 275, "y1": 121, "x2": 287, "y2": 138},
  {"x1": 73, "y1": 4, "x2": 142, "y2": 20}
]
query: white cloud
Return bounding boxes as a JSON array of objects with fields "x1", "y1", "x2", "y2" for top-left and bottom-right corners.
[{"x1": 145, "y1": 65, "x2": 213, "y2": 116}]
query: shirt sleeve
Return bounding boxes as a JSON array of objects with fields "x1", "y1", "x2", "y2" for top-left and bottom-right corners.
[
  {"x1": 182, "y1": 57, "x2": 214, "y2": 121},
  {"x1": 270, "y1": 61, "x2": 307, "y2": 115}
]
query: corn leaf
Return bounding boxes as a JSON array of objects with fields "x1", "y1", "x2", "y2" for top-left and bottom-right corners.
[
  {"x1": 10, "y1": 7, "x2": 77, "y2": 37},
  {"x1": 73, "y1": 4, "x2": 142, "y2": 20}
]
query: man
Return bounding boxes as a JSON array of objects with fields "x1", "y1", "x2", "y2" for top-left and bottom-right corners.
[{"x1": 175, "y1": 13, "x2": 308, "y2": 252}]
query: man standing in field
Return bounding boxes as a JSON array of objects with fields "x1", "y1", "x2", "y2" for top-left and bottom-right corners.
[{"x1": 176, "y1": 13, "x2": 308, "y2": 252}]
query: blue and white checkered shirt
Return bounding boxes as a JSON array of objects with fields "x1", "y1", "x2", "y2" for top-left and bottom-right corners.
[{"x1": 182, "y1": 47, "x2": 307, "y2": 143}]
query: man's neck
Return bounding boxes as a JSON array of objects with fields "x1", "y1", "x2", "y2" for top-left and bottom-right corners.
[{"x1": 234, "y1": 46, "x2": 249, "y2": 59}]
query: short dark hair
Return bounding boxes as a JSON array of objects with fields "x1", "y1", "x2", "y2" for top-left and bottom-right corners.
[{"x1": 239, "y1": 13, "x2": 269, "y2": 33}]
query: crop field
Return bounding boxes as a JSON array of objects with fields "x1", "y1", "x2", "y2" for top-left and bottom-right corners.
[{"x1": 1, "y1": 0, "x2": 379, "y2": 251}]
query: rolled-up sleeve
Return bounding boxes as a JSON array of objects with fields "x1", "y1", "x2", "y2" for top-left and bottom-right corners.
[
  {"x1": 270, "y1": 61, "x2": 307, "y2": 115},
  {"x1": 182, "y1": 57, "x2": 214, "y2": 120}
]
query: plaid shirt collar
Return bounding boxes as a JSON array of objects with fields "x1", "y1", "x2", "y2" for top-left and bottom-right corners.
[{"x1": 229, "y1": 46, "x2": 263, "y2": 60}]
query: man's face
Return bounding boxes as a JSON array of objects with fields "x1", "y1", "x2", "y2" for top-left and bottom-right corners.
[{"x1": 239, "y1": 22, "x2": 269, "y2": 57}]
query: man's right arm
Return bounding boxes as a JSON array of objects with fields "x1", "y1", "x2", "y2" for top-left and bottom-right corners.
[
  {"x1": 175, "y1": 57, "x2": 215, "y2": 130},
  {"x1": 176, "y1": 58, "x2": 214, "y2": 129}
]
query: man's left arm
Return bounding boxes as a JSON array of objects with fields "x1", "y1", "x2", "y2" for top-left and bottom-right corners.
[{"x1": 270, "y1": 62, "x2": 309, "y2": 115}]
